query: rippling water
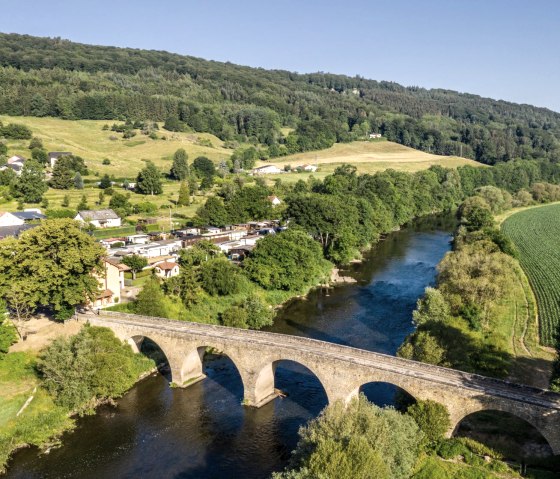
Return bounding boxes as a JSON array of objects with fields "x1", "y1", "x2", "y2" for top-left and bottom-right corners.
[{"x1": 5, "y1": 215, "x2": 454, "y2": 479}]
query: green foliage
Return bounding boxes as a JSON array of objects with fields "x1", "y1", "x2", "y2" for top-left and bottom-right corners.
[
  {"x1": 37, "y1": 325, "x2": 154, "y2": 413},
  {"x1": 220, "y1": 306, "x2": 248, "y2": 329},
  {"x1": 274, "y1": 395, "x2": 423, "y2": 479},
  {"x1": 226, "y1": 186, "x2": 273, "y2": 223},
  {"x1": 412, "y1": 287, "x2": 450, "y2": 326},
  {"x1": 398, "y1": 331, "x2": 446, "y2": 366},
  {"x1": 50, "y1": 157, "x2": 75, "y2": 190},
  {"x1": 196, "y1": 196, "x2": 229, "y2": 227},
  {"x1": 170, "y1": 148, "x2": 189, "y2": 180},
  {"x1": 200, "y1": 259, "x2": 245, "y2": 296},
  {"x1": 0, "y1": 302, "x2": 17, "y2": 356},
  {"x1": 136, "y1": 161, "x2": 163, "y2": 195},
  {"x1": 31, "y1": 147, "x2": 48, "y2": 164},
  {"x1": 242, "y1": 294, "x2": 274, "y2": 329},
  {"x1": 73, "y1": 172, "x2": 84, "y2": 189},
  {"x1": 134, "y1": 278, "x2": 169, "y2": 318},
  {"x1": 109, "y1": 192, "x2": 132, "y2": 216},
  {"x1": 1, "y1": 122, "x2": 32, "y2": 139},
  {"x1": 0, "y1": 219, "x2": 105, "y2": 317},
  {"x1": 99, "y1": 174, "x2": 112, "y2": 189},
  {"x1": 177, "y1": 181, "x2": 190, "y2": 206},
  {"x1": 12, "y1": 159, "x2": 47, "y2": 202},
  {"x1": 192, "y1": 156, "x2": 215, "y2": 178},
  {"x1": 121, "y1": 255, "x2": 148, "y2": 279},
  {"x1": 407, "y1": 400, "x2": 451, "y2": 448},
  {"x1": 245, "y1": 229, "x2": 332, "y2": 291}
]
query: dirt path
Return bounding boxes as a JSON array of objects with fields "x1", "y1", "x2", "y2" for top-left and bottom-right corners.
[{"x1": 9, "y1": 316, "x2": 83, "y2": 353}]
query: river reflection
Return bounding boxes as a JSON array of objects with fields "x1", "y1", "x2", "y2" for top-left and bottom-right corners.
[{"x1": 5, "y1": 215, "x2": 454, "y2": 479}]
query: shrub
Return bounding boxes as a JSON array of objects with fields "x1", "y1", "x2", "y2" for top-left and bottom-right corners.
[
  {"x1": 407, "y1": 400, "x2": 450, "y2": 448},
  {"x1": 221, "y1": 306, "x2": 248, "y2": 328},
  {"x1": 102, "y1": 159, "x2": 111, "y2": 165},
  {"x1": 200, "y1": 259, "x2": 245, "y2": 296}
]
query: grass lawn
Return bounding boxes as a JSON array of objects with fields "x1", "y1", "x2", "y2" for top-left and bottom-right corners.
[{"x1": 0, "y1": 352, "x2": 74, "y2": 473}]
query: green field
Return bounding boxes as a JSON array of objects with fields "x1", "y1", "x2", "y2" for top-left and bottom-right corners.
[{"x1": 502, "y1": 203, "x2": 560, "y2": 345}]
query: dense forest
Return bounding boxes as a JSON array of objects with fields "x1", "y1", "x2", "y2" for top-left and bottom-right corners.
[{"x1": 1, "y1": 33, "x2": 560, "y2": 163}]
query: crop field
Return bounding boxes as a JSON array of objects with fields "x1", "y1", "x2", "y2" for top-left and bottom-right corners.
[{"x1": 502, "y1": 203, "x2": 560, "y2": 345}]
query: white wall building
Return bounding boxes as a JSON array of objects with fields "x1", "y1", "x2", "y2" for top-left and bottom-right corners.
[
  {"x1": 0, "y1": 212, "x2": 24, "y2": 227},
  {"x1": 75, "y1": 209, "x2": 122, "y2": 228}
]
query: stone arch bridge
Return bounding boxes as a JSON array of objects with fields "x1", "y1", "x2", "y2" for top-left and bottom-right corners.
[{"x1": 80, "y1": 311, "x2": 560, "y2": 454}]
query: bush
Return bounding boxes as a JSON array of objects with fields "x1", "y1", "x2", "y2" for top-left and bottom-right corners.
[
  {"x1": 37, "y1": 325, "x2": 154, "y2": 413},
  {"x1": 221, "y1": 306, "x2": 248, "y2": 328},
  {"x1": 242, "y1": 294, "x2": 274, "y2": 329},
  {"x1": 407, "y1": 400, "x2": 450, "y2": 448},
  {"x1": 102, "y1": 159, "x2": 111, "y2": 165},
  {"x1": 274, "y1": 395, "x2": 423, "y2": 479},
  {"x1": 200, "y1": 259, "x2": 245, "y2": 296},
  {"x1": 1, "y1": 123, "x2": 32, "y2": 139}
]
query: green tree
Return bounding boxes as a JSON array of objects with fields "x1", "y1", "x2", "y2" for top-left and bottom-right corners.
[
  {"x1": 192, "y1": 156, "x2": 215, "y2": 178},
  {"x1": 108, "y1": 192, "x2": 132, "y2": 217},
  {"x1": 136, "y1": 161, "x2": 163, "y2": 195},
  {"x1": 412, "y1": 287, "x2": 450, "y2": 326},
  {"x1": 99, "y1": 174, "x2": 112, "y2": 189},
  {"x1": 0, "y1": 219, "x2": 105, "y2": 318},
  {"x1": 28, "y1": 137, "x2": 43, "y2": 149},
  {"x1": 61, "y1": 194, "x2": 70, "y2": 207},
  {"x1": 221, "y1": 306, "x2": 248, "y2": 329},
  {"x1": 196, "y1": 196, "x2": 230, "y2": 227},
  {"x1": 0, "y1": 300, "x2": 17, "y2": 357},
  {"x1": 50, "y1": 158, "x2": 74, "y2": 189},
  {"x1": 134, "y1": 278, "x2": 168, "y2": 317},
  {"x1": 200, "y1": 259, "x2": 244, "y2": 296},
  {"x1": 12, "y1": 159, "x2": 47, "y2": 203},
  {"x1": 407, "y1": 400, "x2": 451, "y2": 448},
  {"x1": 397, "y1": 331, "x2": 446, "y2": 366},
  {"x1": 77, "y1": 194, "x2": 89, "y2": 211},
  {"x1": 31, "y1": 147, "x2": 48, "y2": 164},
  {"x1": 274, "y1": 396, "x2": 422, "y2": 479},
  {"x1": 242, "y1": 294, "x2": 274, "y2": 329},
  {"x1": 245, "y1": 229, "x2": 332, "y2": 291},
  {"x1": 177, "y1": 181, "x2": 190, "y2": 206},
  {"x1": 121, "y1": 254, "x2": 148, "y2": 280},
  {"x1": 74, "y1": 172, "x2": 84, "y2": 189},
  {"x1": 170, "y1": 148, "x2": 189, "y2": 180}
]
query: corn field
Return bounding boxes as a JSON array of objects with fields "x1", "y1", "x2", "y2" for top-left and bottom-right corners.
[{"x1": 502, "y1": 204, "x2": 560, "y2": 346}]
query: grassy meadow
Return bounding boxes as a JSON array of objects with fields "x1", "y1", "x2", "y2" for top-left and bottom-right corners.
[{"x1": 255, "y1": 139, "x2": 481, "y2": 184}]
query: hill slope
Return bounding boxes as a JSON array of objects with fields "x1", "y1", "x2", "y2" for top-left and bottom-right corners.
[{"x1": 1, "y1": 33, "x2": 559, "y2": 165}]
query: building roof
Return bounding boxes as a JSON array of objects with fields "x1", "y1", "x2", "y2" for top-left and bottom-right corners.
[
  {"x1": 103, "y1": 258, "x2": 131, "y2": 271},
  {"x1": 97, "y1": 289, "x2": 114, "y2": 299},
  {"x1": 6, "y1": 163, "x2": 24, "y2": 172},
  {"x1": 0, "y1": 224, "x2": 36, "y2": 239},
  {"x1": 12, "y1": 211, "x2": 46, "y2": 221},
  {"x1": 7, "y1": 155, "x2": 25, "y2": 164},
  {"x1": 48, "y1": 151, "x2": 72, "y2": 159},
  {"x1": 78, "y1": 209, "x2": 120, "y2": 221},
  {"x1": 155, "y1": 261, "x2": 179, "y2": 271}
]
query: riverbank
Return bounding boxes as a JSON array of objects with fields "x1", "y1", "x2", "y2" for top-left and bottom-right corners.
[{"x1": 0, "y1": 325, "x2": 156, "y2": 475}]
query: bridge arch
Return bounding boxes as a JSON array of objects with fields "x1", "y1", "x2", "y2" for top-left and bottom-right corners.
[
  {"x1": 248, "y1": 358, "x2": 329, "y2": 408},
  {"x1": 357, "y1": 381, "x2": 416, "y2": 410},
  {"x1": 452, "y1": 406, "x2": 556, "y2": 457},
  {"x1": 126, "y1": 334, "x2": 173, "y2": 380}
]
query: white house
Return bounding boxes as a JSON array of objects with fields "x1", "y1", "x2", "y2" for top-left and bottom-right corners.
[
  {"x1": 126, "y1": 234, "x2": 151, "y2": 245},
  {"x1": 301, "y1": 164, "x2": 318, "y2": 172},
  {"x1": 267, "y1": 195, "x2": 282, "y2": 206},
  {"x1": 0, "y1": 212, "x2": 25, "y2": 227},
  {"x1": 154, "y1": 261, "x2": 180, "y2": 279},
  {"x1": 75, "y1": 209, "x2": 122, "y2": 228},
  {"x1": 369, "y1": 133, "x2": 382, "y2": 139},
  {"x1": 252, "y1": 164, "x2": 283, "y2": 175},
  {"x1": 48, "y1": 151, "x2": 72, "y2": 168},
  {"x1": 1, "y1": 156, "x2": 25, "y2": 176}
]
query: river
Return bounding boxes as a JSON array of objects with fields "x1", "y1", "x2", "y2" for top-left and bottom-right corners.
[{"x1": 5, "y1": 215, "x2": 455, "y2": 479}]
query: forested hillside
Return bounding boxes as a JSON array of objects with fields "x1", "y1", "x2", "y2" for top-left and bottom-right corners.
[{"x1": 1, "y1": 33, "x2": 560, "y2": 164}]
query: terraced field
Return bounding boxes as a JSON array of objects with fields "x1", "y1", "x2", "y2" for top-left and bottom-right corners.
[{"x1": 502, "y1": 203, "x2": 560, "y2": 345}]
